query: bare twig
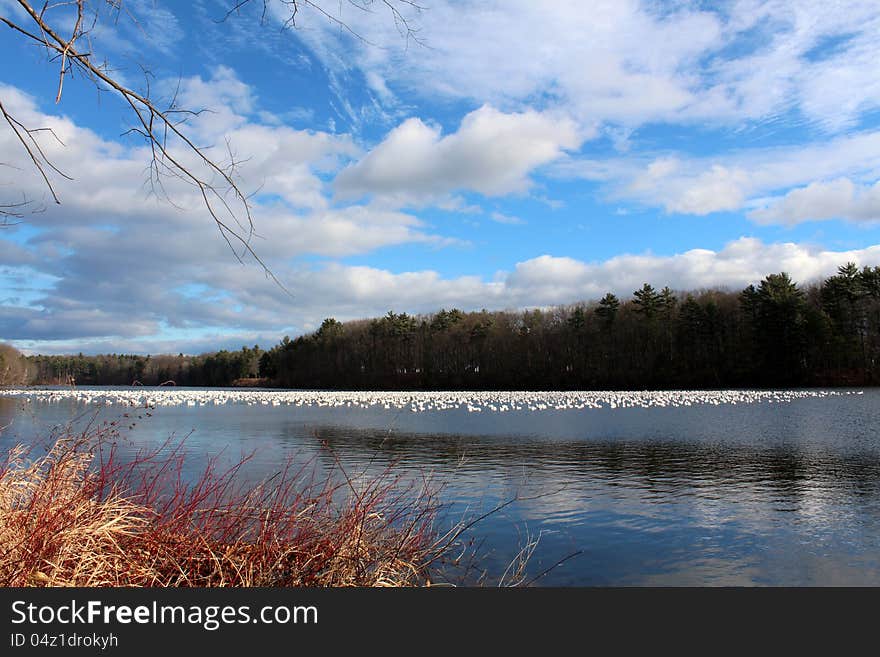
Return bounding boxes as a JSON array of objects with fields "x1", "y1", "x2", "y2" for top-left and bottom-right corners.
[
  {"x1": 0, "y1": 1, "x2": 425, "y2": 290},
  {"x1": 0, "y1": 98, "x2": 72, "y2": 204},
  {"x1": 0, "y1": 1, "x2": 279, "y2": 286}
]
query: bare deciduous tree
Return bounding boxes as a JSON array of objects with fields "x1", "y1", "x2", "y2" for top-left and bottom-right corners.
[
  {"x1": 0, "y1": 343, "x2": 29, "y2": 386},
  {"x1": 0, "y1": 0, "x2": 423, "y2": 285}
]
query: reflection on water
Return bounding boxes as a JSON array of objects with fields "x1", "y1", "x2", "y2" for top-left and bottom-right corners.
[{"x1": 2, "y1": 389, "x2": 880, "y2": 585}]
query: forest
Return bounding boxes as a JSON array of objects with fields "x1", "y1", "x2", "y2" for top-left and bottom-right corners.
[
  {"x1": 19, "y1": 347, "x2": 264, "y2": 388},
  {"x1": 4, "y1": 263, "x2": 880, "y2": 390}
]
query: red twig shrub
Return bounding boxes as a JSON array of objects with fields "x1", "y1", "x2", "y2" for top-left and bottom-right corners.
[{"x1": 0, "y1": 422, "x2": 447, "y2": 587}]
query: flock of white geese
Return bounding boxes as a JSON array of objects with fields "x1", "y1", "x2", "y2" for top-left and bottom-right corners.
[{"x1": 0, "y1": 388, "x2": 862, "y2": 413}]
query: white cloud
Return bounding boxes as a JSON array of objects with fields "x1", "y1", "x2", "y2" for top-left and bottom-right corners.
[
  {"x1": 750, "y1": 178, "x2": 880, "y2": 225},
  {"x1": 11, "y1": 331, "x2": 287, "y2": 358},
  {"x1": 489, "y1": 212, "x2": 525, "y2": 225},
  {"x1": 193, "y1": 237, "x2": 855, "y2": 328},
  {"x1": 250, "y1": 205, "x2": 456, "y2": 258},
  {"x1": 739, "y1": 0, "x2": 880, "y2": 132},
  {"x1": 627, "y1": 158, "x2": 749, "y2": 215},
  {"x1": 0, "y1": 79, "x2": 459, "y2": 347},
  {"x1": 171, "y1": 65, "x2": 258, "y2": 138},
  {"x1": 284, "y1": 0, "x2": 880, "y2": 133},
  {"x1": 335, "y1": 105, "x2": 582, "y2": 204},
  {"x1": 0, "y1": 0, "x2": 186, "y2": 60},
  {"x1": 667, "y1": 166, "x2": 752, "y2": 215},
  {"x1": 6, "y1": 227, "x2": 880, "y2": 351},
  {"x1": 502, "y1": 237, "x2": 880, "y2": 304},
  {"x1": 560, "y1": 129, "x2": 880, "y2": 219}
]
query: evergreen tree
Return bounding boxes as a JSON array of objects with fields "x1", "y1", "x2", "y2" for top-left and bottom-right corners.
[
  {"x1": 595, "y1": 293, "x2": 620, "y2": 326},
  {"x1": 633, "y1": 284, "x2": 660, "y2": 318}
]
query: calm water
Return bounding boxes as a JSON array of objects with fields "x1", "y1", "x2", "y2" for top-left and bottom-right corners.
[{"x1": 2, "y1": 387, "x2": 879, "y2": 586}]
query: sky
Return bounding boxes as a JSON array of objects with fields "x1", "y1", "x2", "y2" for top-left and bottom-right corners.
[{"x1": 2, "y1": 0, "x2": 880, "y2": 355}]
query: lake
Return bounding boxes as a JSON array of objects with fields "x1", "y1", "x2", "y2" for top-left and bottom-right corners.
[{"x1": 1, "y1": 387, "x2": 879, "y2": 586}]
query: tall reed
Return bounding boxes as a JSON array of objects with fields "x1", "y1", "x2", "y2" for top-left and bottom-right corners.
[{"x1": 0, "y1": 420, "x2": 452, "y2": 587}]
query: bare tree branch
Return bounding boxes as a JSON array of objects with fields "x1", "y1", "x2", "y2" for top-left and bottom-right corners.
[
  {"x1": 0, "y1": 97, "x2": 72, "y2": 205},
  {"x1": 0, "y1": 0, "x2": 425, "y2": 288},
  {"x1": 219, "y1": 0, "x2": 425, "y2": 44}
]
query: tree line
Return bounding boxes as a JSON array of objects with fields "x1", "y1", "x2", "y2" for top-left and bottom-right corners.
[
  {"x1": 4, "y1": 263, "x2": 880, "y2": 390},
  {"x1": 4, "y1": 347, "x2": 264, "y2": 388},
  {"x1": 261, "y1": 263, "x2": 880, "y2": 390}
]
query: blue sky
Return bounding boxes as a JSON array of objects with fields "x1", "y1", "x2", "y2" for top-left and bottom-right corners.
[{"x1": 2, "y1": 0, "x2": 880, "y2": 354}]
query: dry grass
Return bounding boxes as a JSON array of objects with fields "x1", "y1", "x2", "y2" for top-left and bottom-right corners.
[{"x1": 0, "y1": 425, "x2": 451, "y2": 587}]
